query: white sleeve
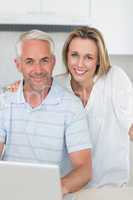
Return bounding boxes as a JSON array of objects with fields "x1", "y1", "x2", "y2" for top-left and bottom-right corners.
[{"x1": 111, "y1": 66, "x2": 133, "y2": 132}]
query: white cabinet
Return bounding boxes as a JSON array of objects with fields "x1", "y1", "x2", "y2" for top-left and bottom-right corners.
[
  {"x1": 0, "y1": 0, "x2": 132, "y2": 54},
  {"x1": 91, "y1": 0, "x2": 133, "y2": 54},
  {"x1": 0, "y1": 0, "x2": 91, "y2": 25},
  {"x1": 0, "y1": 0, "x2": 40, "y2": 24}
]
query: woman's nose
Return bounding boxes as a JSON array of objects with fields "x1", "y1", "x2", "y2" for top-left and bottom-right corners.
[{"x1": 77, "y1": 57, "x2": 84, "y2": 67}]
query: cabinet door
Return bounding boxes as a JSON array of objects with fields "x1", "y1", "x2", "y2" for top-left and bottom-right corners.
[
  {"x1": 0, "y1": 0, "x2": 91, "y2": 25},
  {"x1": 91, "y1": 0, "x2": 133, "y2": 54},
  {"x1": 0, "y1": 0, "x2": 40, "y2": 24},
  {"x1": 41, "y1": 0, "x2": 91, "y2": 25},
  {"x1": 0, "y1": 0, "x2": 40, "y2": 14}
]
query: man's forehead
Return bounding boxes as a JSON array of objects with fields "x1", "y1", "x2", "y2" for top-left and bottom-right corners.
[
  {"x1": 22, "y1": 56, "x2": 50, "y2": 60},
  {"x1": 21, "y1": 39, "x2": 51, "y2": 51},
  {"x1": 22, "y1": 39, "x2": 50, "y2": 46},
  {"x1": 20, "y1": 40, "x2": 52, "y2": 57}
]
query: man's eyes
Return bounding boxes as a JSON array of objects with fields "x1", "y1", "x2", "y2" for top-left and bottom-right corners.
[
  {"x1": 25, "y1": 60, "x2": 33, "y2": 65},
  {"x1": 23, "y1": 58, "x2": 49, "y2": 66},
  {"x1": 40, "y1": 59, "x2": 49, "y2": 64}
]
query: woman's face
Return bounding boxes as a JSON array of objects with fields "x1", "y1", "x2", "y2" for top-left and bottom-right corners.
[{"x1": 67, "y1": 37, "x2": 98, "y2": 84}]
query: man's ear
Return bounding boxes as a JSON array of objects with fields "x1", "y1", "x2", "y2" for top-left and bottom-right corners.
[
  {"x1": 14, "y1": 58, "x2": 22, "y2": 73},
  {"x1": 52, "y1": 55, "x2": 56, "y2": 67}
]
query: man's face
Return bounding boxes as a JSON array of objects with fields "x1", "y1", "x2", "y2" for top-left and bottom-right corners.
[{"x1": 16, "y1": 39, "x2": 55, "y2": 93}]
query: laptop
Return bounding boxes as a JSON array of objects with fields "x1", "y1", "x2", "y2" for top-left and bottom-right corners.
[{"x1": 0, "y1": 161, "x2": 62, "y2": 200}]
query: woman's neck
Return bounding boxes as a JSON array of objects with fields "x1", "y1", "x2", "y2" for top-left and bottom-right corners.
[{"x1": 71, "y1": 78, "x2": 94, "y2": 107}]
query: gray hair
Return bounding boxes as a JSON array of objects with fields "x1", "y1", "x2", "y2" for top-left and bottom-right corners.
[{"x1": 16, "y1": 29, "x2": 55, "y2": 57}]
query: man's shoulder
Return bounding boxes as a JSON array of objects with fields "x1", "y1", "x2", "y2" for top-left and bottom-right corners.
[
  {"x1": 54, "y1": 73, "x2": 69, "y2": 88},
  {"x1": 53, "y1": 78, "x2": 81, "y2": 102},
  {"x1": 54, "y1": 72, "x2": 68, "y2": 81},
  {"x1": 0, "y1": 91, "x2": 18, "y2": 108}
]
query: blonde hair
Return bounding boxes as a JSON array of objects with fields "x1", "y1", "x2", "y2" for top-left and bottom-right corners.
[
  {"x1": 63, "y1": 26, "x2": 111, "y2": 76},
  {"x1": 16, "y1": 29, "x2": 55, "y2": 57}
]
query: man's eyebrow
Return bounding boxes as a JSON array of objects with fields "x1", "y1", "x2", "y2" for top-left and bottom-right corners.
[
  {"x1": 23, "y1": 58, "x2": 33, "y2": 60},
  {"x1": 41, "y1": 57, "x2": 49, "y2": 60}
]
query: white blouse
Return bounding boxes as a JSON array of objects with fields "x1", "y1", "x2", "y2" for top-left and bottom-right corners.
[{"x1": 55, "y1": 66, "x2": 133, "y2": 188}]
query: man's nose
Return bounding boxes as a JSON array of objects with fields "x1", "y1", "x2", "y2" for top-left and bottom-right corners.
[{"x1": 34, "y1": 64, "x2": 43, "y2": 74}]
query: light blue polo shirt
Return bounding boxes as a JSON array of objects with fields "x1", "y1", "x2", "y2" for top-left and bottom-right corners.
[{"x1": 0, "y1": 79, "x2": 91, "y2": 174}]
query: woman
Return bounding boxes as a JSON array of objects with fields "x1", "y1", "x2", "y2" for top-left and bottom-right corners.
[
  {"x1": 7, "y1": 26, "x2": 133, "y2": 187},
  {"x1": 55, "y1": 26, "x2": 133, "y2": 188}
]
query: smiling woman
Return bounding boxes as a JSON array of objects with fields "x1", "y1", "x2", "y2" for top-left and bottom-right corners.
[
  {"x1": 55, "y1": 26, "x2": 133, "y2": 188},
  {"x1": 67, "y1": 37, "x2": 97, "y2": 87}
]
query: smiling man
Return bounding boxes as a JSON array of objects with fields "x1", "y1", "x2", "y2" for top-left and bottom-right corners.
[
  {"x1": 0, "y1": 30, "x2": 92, "y2": 195},
  {"x1": 15, "y1": 37, "x2": 55, "y2": 108}
]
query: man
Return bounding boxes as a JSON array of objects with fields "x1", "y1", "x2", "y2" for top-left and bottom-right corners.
[{"x1": 0, "y1": 30, "x2": 92, "y2": 195}]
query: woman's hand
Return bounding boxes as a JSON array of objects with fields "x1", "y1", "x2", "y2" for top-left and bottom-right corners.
[
  {"x1": 6, "y1": 80, "x2": 20, "y2": 92},
  {"x1": 129, "y1": 124, "x2": 133, "y2": 141}
]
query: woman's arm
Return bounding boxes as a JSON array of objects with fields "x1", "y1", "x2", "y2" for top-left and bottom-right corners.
[
  {"x1": 4, "y1": 80, "x2": 20, "y2": 92},
  {"x1": 129, "y1": 124, "x2": 133, "y2": 141}
]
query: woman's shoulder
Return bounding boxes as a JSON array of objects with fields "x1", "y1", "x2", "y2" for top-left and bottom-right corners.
[
  {"x1": 108, "y1": 67, "x2": 133, "y2": 131},
  {"x1": 102, "y1": 66, "x2": 132, "y2": 88},
  {"x1": 107, "y1": 65, "x2": 130, "y2": 80}
]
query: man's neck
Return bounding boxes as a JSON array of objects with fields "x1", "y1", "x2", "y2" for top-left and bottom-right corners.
[
  {"x1": 23, "y1": 82, "x2": 52, "y2": 108},
  {"x1": 24, "y1": 90, "x2": 49, "y2": 108}
]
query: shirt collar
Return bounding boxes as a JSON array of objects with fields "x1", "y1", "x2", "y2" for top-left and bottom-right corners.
[
  {"x1": 43, "y1": 78, "x2": 63, "y2": 105},
  {"x1": 12, "y1": 79, "x2": 62, "y2": 105}
]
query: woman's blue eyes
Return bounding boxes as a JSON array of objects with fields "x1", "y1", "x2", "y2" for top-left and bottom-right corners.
[
  {"x1": 71, "y1": 54, "x2": 92, "y2": 60},
  {"x1": 71, "y1": 53, "x2": 78, "y2": 57}
]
